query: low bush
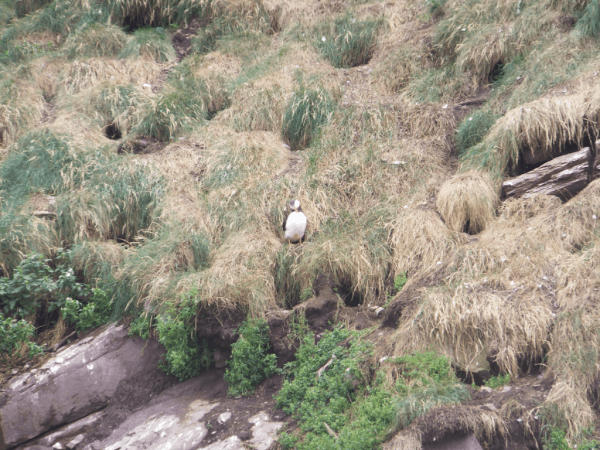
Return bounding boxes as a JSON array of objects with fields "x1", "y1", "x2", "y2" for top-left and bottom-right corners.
[
  {"x1": 61, "y1": 288, "x2": 112, "y2": 331},
  {"x1": 393, "y1": 272, "x2": 407, "y2": 294},
  {"x1": 225, "y1": 318, "x2": 280, "y2": 396},
  {"x1": 0, "y1": 314, "x2": 44, "y2": 362},
  {"x1": 0, "y1": 250, "x2": 88, "y2": 318},
  {"x1": 154, "y1": 291, "x2": 212, "y2": 381},
  {"x1": 313, "y1": 15, "x2": 381, "y2": 69},
  {"x1": 484, "y1": 373, "x2": 510, "y2": 389}
]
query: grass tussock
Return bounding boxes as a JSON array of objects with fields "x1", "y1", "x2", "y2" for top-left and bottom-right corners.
[
  {"x1": 62, "y1": 23, "x2": 128, "y2": 59},
  {"x1": 119, "y1": 26, "x2": 176, "y2": 62},
  {"x1": 111, "y1": 223, "x2": 210, "y2": 312},
  {"x1": 436, "y1": 170, "x2": 498, "y2": 234},
  {"x1": 179, "y1": 227, "x2": 281, "y2": 316},
  {"x1": 461, "y1": 89, "x2": 600, "y2": 179},
  {"x1": 282, "y1": 85, "x2": 336, "y2": 150},
  {"x1": 312, "y1": 14, "x2": 381, "y2": 69},
  {"x1": 387, "y1": 208, "x2": 464, "y2": 276},
  {"x1": 0, "y1": 75, "x2": 45, "y2": 146},
  {"x1": 402, "y1": 102, "x2": 458, "y2": 139},
  {"x1": 57, "y1": 58, "x2": 165, "y2": 96}
]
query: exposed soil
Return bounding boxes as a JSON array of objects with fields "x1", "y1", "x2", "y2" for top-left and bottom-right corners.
[{"x1": 171, "y1": 18, "x2": 211, "y2": 61}]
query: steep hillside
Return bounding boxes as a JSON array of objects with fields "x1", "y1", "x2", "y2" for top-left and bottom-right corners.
[{"x1": 2, "y1": 0, "x2": 600, "y2": 448}]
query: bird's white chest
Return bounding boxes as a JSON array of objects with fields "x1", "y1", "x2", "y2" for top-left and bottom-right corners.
[{"x1": 285, "y1": 211, "x2": 307, "y2": 241}]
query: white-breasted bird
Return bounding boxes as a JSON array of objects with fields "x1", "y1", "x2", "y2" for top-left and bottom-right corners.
[{"x1": 283, "y1": 200, "x2": 307, "y2": 244}]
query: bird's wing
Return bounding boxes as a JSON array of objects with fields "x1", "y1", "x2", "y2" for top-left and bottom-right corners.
[{"x1": 282, "y1": 214, "x2": 287, "y2": 232}]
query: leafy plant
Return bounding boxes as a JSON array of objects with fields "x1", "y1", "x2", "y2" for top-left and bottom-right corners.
[
  {"x1": 543, "y1": 427, "x2": 570, "y2": 450},
  {"x1": 224, "y1": 318, "x2": 280, "y2": 396},
  {"x1": 276, "y1": 326, "x2": 391, "y2": 450},
  {"x1": 393, "y1": 272, "x2": 407, "y2": 293},
  {"x1": 0, "y1": 251, "x2": 89, "y2": 318},
  {"x1": 61, "y1": 288, "x2": 112, "y2": 331},
  {"x1": 129, "y1": 314, "x2": 153, "y2": 340},
  {"x1": 0, "y1": 313, "x2": 44, "y2": 362},
  {"x1": 484, "y1": 373, "x2": 511, "y2": 389},
  {"x1": 155, "y1": 291, "x2": 212, "y2": 381}
]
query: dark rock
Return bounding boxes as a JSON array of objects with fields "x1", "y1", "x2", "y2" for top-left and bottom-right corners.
[
  {"x1": 503, "y1": 144, "x2": 600, "y2": 201},
  {"x1": 0, "y1": 324, "x2": 165, "y2": 450},
  {"x1": 238, "y1": 430, "x2": 252, "y2": 441}
]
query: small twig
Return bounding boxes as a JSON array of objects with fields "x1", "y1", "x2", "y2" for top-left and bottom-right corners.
[
  {"x1": 50, "y1": 331, "x2": 77, "y2": 353},
  {"x1": 316, "y1": 354, "x2": 336, "y2": 379},
  {"x1": 324, "y1": 422, "x2": 338, "y2": 439}
]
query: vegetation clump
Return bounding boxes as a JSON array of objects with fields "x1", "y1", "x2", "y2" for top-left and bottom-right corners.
[{"x1": 224, "y1": 318, "x2": 280, "y2": 396}]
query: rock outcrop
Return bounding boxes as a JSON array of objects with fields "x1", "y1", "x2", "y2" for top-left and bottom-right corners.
[
  {"x1": 503, "y1": 145, "x2": 600, "y2": 200},
  {"x1": 0, "y1": 324, "x2": 165, "y2": 449}
]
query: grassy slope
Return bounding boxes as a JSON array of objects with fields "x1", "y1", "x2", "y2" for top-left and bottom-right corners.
[{"x1": 2, "y1": 0, "x2": 600, "y2": 446}]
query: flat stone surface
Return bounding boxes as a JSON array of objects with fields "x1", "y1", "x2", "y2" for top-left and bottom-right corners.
[
  {"x1": 0, "y1": 324, "x2": 165, "y2": 450},
  {"x1": 423, "y1": 433, "x2": 483, "y2": 450}
]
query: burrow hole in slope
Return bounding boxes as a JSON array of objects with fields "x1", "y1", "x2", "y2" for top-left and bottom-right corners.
[
  {"x1": 104, "y1": 123, "x2": 122, "y2": 140},
  {"x1": 335, "y1": 281, "x2": 364, "y2": 307},
  {"x1": 454, "y1": 350, "x2": 546, "y2": 387},
  {"x1": 490, "y1": 61, "x2": 505, "y2": 84}
]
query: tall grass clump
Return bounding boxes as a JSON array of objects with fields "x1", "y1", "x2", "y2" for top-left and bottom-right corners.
[
  {"x1": 313, "y1": 15, "x2": 381, "y2": 69},
  {"x1": 575, "y1": 0, "x2": 600, "y2": 38},
  {"x1": 0, "y1": 129, "x2": 87, "y2": 203},
  {"x1": 0, "y1": 76, "x2": 44, "y2": 144},
  {"x1": 62, "y1": 23, "x2": 128, "y2": 59},
  {"x1": 455, "y1": 108, "x2": 500, "y2": 156},
  {"x1": 282, "y1": 86, "x2": 335, "y2": 150},
  {"x1": 436, "y1": 171, "x2": 498, "y2": 234},
  {"x1": 119, "y1": 26, "x2": 176, "y2": 62}
]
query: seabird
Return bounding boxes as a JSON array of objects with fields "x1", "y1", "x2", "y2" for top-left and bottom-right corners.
[{"x1": 283, "y1": 200, "x2": 307, "y2": 244}]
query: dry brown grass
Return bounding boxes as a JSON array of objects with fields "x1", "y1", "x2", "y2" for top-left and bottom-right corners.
[
  {"x1": 401, "y1": 102, "x2": 459, "y2": 139},
  {"x1": 436, "y1": 170, "x2": 498, "y2": 234},
  {"x1": 57, "y1": 58, "x2": 167, "y2": 96},
  {"x1": 383, "y1": 406, "x2": 506, "y2": 450},
  {"x1": 387, "y1": 208, "x2": 465, "y2": 277},
  {"x1": 177, "y1": 227, "x2": 281, "y2": 315},
  {"x1": 0, "y1": 76, "x2": 45, "y2": 146}
]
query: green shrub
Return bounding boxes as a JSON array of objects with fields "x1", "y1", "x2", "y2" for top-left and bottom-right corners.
[
  {"x1": 155, "y1": 291, "x2": 212, "y2": 381},
  {"x1": 129, "y1": 313, "x2": 153, "y2": 340},
  {"x1": 276, "y1": 326, "x2": 387, "y2": 449},
  {"x1": 393, "y1": 272, "x2": 407, "y2": 293},
  {"x1": 313, "y1": 15, "x2": 381, "y2": 68},
  {"x1": 484, "y1": 373, "x2": 510, "y2": 389},
  {"x1": 282, "y1": 86, "x2": 335, "y2": 150},
  {"x1": 225, "y1": 318, "x2": 280, "y2": 396},
  {"x1": 0, "y1": 250, "x2": 88, "y2": 318},
  {"x1": 455, "y1": 109, "x2": 500, "y2": 156},
  {"x1": 543, "y1": 428, "x2": 570, "y2": 450},
  {"x1": 392, "y1": 351, "x2": 470, "y2": 428},
  {"x1": 0, "y1": 314, "x2": 44, "y2": 362},
  {"x1": 61, "y1": 288, "x2": 112, "y2": 331}
]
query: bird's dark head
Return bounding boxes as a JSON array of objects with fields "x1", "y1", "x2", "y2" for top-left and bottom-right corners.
[{"x1": 290, "y1": 199, "x2": 302, "y2": 212}]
